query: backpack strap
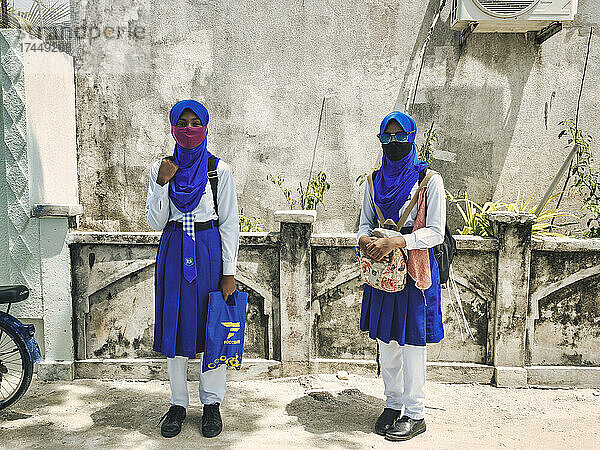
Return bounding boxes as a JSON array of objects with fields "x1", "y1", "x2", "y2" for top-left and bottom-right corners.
[
  {"x1": 397, "y1": 168, "x2": 436, "y2": 230},
  {"x1": 368, "y1": 168, "x2": 438, "y2": 231},
  {"x1": 417, "y1": 167, "x2": 440, "y2": 221},
  {"x1": 208, "y1": 155, "x2": 219, "y2": 218},
  {"x1": 367, "y1": 169, "x2": 386, "y2": 227}
]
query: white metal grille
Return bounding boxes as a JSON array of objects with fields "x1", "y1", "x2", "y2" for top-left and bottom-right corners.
[{"x1": 473, "y1": 0, "x2": 541, "y2": 18}]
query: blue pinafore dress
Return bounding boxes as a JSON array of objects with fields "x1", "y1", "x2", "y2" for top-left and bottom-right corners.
[
  {"x1": 359, "y1": 229, "x2": 444, "y2": 346},
  {"x1": 153, "y1": 216, "x2": 223, "y2": 359}
]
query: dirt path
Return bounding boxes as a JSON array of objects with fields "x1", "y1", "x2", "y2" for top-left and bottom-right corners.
[{"x1": 1, "y1": 374, "x2": 598, "y2": 449}]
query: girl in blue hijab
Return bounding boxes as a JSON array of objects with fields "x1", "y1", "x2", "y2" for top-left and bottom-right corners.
[
  {"x1": 373, "y1": 111, "x2": 429, "y2": 222},
  {"x1": 356, "y1": 111, "x2": 446, "y2": 442},
  {"x1": 146, "y1": 100, "x2": 240, "y2": 439}
]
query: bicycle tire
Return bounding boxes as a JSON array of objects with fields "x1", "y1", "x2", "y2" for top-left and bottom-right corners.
[{"x1": 0, "y1": 321, "x2": 33, "y2": 410}]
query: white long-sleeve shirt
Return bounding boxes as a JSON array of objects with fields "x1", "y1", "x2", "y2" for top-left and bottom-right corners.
[
  {"x1": 357, "y1": 171, "x2": 446, "y2": 250},
  {"x1": 145, "y1": 158, "x2": 240, "y2": 275}
]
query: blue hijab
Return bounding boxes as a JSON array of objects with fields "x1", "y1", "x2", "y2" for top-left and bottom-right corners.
[
  {"x1": 373, "y1": 111, "x2": 429, "y2": 222},
  {"x1": 168, "y1": 100, "x2": 219, "y2": 213}
]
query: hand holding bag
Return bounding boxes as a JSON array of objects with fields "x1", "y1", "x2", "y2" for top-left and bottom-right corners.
[
  {"x1": 354, "y1": 169, "x2": 435, "y2": 293},
  {"x1": 202, "y1": 289, "x2": 248, "y2": 373}
]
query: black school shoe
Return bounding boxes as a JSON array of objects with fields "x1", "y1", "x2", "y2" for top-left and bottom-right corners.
[
  {"x1": 157, "y1": 405, "x2": 186, "y2": 438},
  {"x1": 374, "y1": 407, "x2": 402, "y2": 436},
  {"x1": 202, "y1": 403, "x2": 223, "y2": 438},
  {"x1": 385, "y1": 415, "x2": 426, "y2": 441}
]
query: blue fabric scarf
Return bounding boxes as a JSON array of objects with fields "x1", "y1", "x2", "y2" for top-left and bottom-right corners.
[
  {"x1": 169, "y1": 100, "x2": 218, "y2": 212},
  {"x1": 168, "y1": 100, "x2": 219, "y2": 283},
  {"x1": 373, "y1": 111, "x2": 429, "y2": 223}
]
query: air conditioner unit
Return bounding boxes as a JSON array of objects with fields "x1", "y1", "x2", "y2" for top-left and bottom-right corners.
[{"x1": 450, "y1": 0, "x2": 577, "y2": 33}]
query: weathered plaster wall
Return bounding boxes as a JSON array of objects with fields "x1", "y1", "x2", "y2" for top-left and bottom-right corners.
[
  {"x1": 529, "y1": 239, "x2": 600, "y2": 366},
  {"x1": 310, "y1": 243, "x2": 495, "y2": 364},
  {"x1": 0, "y1": 30, "x2": 79, "y2": 370},
  {"x1": 66, "y1": 212, "x2": 600, "y2": 386},
  {"x1": 72, "y1": 0, "x2": 600, "y2": 234},
  {"x1": 69, "y1": 233, "x2": 280, "y2": 361},
  {"x1": 67, "y1": 234, "x2": 500, "y2": 366}
]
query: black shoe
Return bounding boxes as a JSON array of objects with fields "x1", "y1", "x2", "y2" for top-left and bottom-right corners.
[
  {"x1": 202, "y1": 403, "x2": 223, "y2": 438},
  {"x1": 374, "y1": 407, "x2": 402, "y2": 436},
  {"x1": 385, "y1": 415, "x2": 426, "y2": 441},
  {"x1": 157, "y1": 405, "x2": 186, "y2": 438}
]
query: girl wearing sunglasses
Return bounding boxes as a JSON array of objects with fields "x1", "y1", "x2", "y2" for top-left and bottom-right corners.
[{"x1": 356, "y1": 111, "x2": 446, "y2": 441}]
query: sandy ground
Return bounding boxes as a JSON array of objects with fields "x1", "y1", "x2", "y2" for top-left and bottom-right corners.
[{"x1": 0, "y1": 374, "x2": 599, "y2": 449}]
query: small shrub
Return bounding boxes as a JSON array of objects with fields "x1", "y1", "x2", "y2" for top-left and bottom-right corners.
[
  {"x1": 239, "y1": 213, "x2": 264, "y2": 232},
  {"x1": 447, "y1": 190, "x2": 575, "y2": 238},
  {"x1": 559, "y1": 119, "x2": 599, "y2": 237},
  {"x1": 267, "y1": 171, "x2": 330, "y2": 210}
]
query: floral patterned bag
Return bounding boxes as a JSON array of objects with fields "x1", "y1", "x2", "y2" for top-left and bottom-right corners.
[
  {"x1": 354, "y1": 169, "x2": 435, "y2": 293},
  {"x1": 354, "y1": 227, "x2": 409, "y2": 292}
]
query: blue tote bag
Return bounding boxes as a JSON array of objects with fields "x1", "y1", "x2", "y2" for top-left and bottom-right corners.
[{"x1": 202, "y1": 289, "x2": 248, "y2": 373}]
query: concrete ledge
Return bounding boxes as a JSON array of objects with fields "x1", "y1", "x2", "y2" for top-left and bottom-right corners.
[
  {"x1": 67, "y1": 231, "x2": 281, "y2": 246},
  {"x1": 454, "y1": 235, "x2": 499, "y2": 251},
  {"x1": 31, "y1": 204, "x2": 83, "y2": 217},
  {"x1": 494, "y1": 366, "x2": 528, "y2": 388},
  {"x1": 74, "y1": 358, "x2": 281, "y2": 380},
  {"x1": 527, "y1": 365, "x2": 600, "y2": 388},
  {"x1": 67, "y1": 231, "x2": 162, "y2": 245},
  {"x1": 310, "y1": 234, "x2": 498, "y2": 250},
  {"x1": 65, "y1": 359, "x2": 600, "y2": 387},
  {"x1": 274, "y1": 210, "x2": 316, "y2": 223},
  {"x1": 37, "y1": 360, "x2": 74, "y2": 381},
  {"x1": 428, "y1": 361, "x2": 495, "y2": 384},
  {"x1": 311, "y1": 233, "x2": 357, "y2": 247},
  {"x1": 531, "y1": 236, "x2": 600, "y2": 252},
  {"x1": 310, "y1": 359, "x2": 495, "y2": 384},
  {"x1": 486, "y1": 211, "x2": 537, "y2": 224},
  {"x1": 66, "y1": 230, "x2": 498, "y2": 252},
  {"x1": 280, "y1": 361, "x2": 312, "y2": 377},
  {"x1": 239, "y1": 232, "x2": 280, "y2": 246}
]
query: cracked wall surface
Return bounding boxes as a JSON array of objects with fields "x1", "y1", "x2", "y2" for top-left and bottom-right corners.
[{"x1": 72, "y1": 0, "x2": 600, "y2": 235}]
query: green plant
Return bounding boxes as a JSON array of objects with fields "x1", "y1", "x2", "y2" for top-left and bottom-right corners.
[
  {"x1": 499, "y1": 191, "x2": 576, "y2": 237},
  {"x1": 446, "y1": 191, "x2": 498, "y2": 237},
  {"x1": 267, "y1": 171, "x2": 330, "y2": 210},
  {"x1": 448, "y1": 190, "x2": 575, "y2": 238},
  {"x1": 239, "y1": 213, "x2": 264, "y2": 232},
  {"x1": 559, "y1": 119, "x2": 599, "y2": 237},
  {"x1": 418, "y1": 123, "x2": 437, "y2": 166}
]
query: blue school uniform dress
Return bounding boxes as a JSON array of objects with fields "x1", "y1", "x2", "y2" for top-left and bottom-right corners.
[
  {"x1": 145, "y1": 100, "x2": 239, "y2": 359},
  {"x1": 357, "y1": 112, "x2": 444, "y2": 347},
  {"x1": 359, "y1": 248, "x2": 444, "y2": 346}
]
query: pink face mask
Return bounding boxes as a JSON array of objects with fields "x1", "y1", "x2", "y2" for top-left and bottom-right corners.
[{"x1": 171, "y1": 125, "x2": 208, "y2": 149}]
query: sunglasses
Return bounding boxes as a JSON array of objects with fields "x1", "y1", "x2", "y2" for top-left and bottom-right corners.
[{"x1": 377, "y1": 130, "x2": 415, "y2": 144}]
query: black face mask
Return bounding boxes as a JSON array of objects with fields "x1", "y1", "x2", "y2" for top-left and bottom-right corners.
[{"x1": 382, "y1": 141, "x2": 412, "y2": 161}]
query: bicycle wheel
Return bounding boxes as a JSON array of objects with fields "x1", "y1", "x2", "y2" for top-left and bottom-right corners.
[{"x1": 0, "y1": 321, "x2": 33, "y2": 410}]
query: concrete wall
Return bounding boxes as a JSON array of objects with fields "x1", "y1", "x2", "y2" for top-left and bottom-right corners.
[
  {"x1": 71, "y1": 0, "x2": 600, "y2": 235},
  {"x1": 67, "y1": 211, "x2": 600, "y2": 387},
  {"x1": 0, "y1": 29, "x2": 80, "y2": 378},
  {"x1": 529, "y1": 239, "x2": 600, "y2": 366}
]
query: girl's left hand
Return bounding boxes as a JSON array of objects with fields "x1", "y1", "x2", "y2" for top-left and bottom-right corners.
[
  {"x1": 220, "y1": 275, "x2": 236, "y2": 302},
  {"x1": 366, "y1": 237, "x2": 396, "y2": 261}
]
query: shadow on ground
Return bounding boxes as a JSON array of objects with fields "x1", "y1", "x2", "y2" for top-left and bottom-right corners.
[
  {"x1": 0, "y1": 379, "x2": 279, "y2": 448},
  {"x1": 286, "y1": 388, "x2": 384, "y2": 434}
]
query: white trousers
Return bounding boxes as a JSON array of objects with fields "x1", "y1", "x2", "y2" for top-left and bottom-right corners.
[
  {"x1": 167, "y1": 354, "x2": 226, "y2": 408},
  {"x1": 377, "y1": 339, "x2": 426, "y2": 420}
]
